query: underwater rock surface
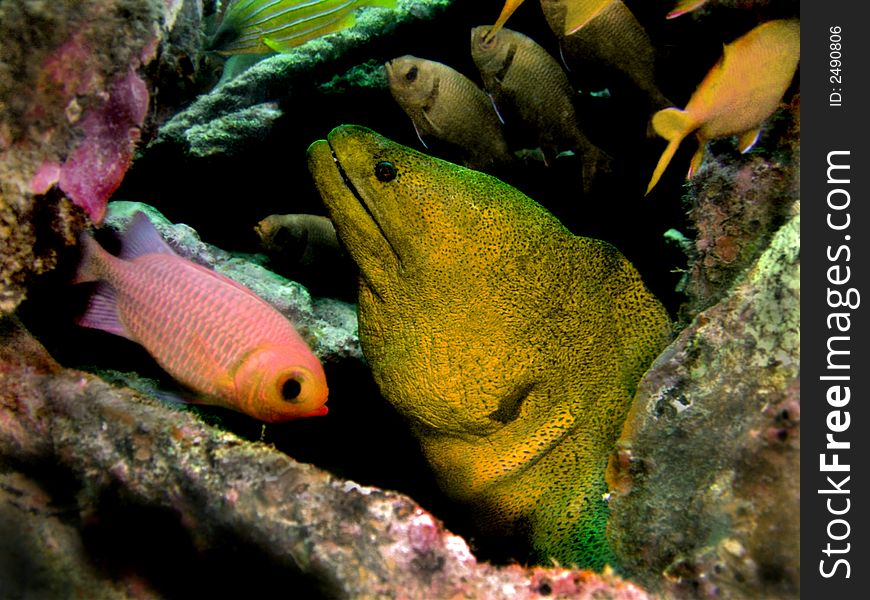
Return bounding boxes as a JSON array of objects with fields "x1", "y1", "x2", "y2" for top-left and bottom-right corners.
[
  {"x1": 673, "y1": 94, "x2": 800, "y2": 322},
  {"x1": 0, "y1": 0, "x2": 196, "y2": 315},
  {"x1": 607, "y1": 209, "x2": 800, "y2": 598},
  {"x1": 0, "y1": 317, "x2": 652, "y2": 599},
  {"x1": 153, "y1": 0, "x2": 455, "y2": 157}
]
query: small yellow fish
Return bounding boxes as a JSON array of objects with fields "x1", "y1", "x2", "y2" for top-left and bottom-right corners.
[
  {"x1": 209, "y1": 0, "x2": 397, "y2": 55},
  {"x1": 645, "y1": 19, "x2": 800, "y2": 194},
  {"x1": 385, "y1": 55, "x2": 513, "y2": 170},
  {"x1": 470, "y1": 25, "x2": 611, "y2": 189}
]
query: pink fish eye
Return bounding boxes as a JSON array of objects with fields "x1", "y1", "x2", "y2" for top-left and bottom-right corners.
[{"x1": 280, "y1": 378, "x2": 303, "y2": 402}]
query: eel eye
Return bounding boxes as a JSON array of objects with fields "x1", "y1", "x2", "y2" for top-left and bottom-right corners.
[
  {"x1": 281, "y1": 378, "x2": 302, "y2": 402},
  {"x1": 405, "y1": 65, "x2": 418, "y2": 82},
  {"x1": 374, "y1": 161, "x2": 397, "y2": 182}
]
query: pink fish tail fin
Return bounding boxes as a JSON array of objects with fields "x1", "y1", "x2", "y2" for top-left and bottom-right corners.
[
  {"x1": 73, "y1": 229, "x2": 133, "y2": 339},
  {"x1": 73, "y1": 233, "x2": 108, "y2": 284},
  {"x1": 646, "y1": 107, "x2": 693, "y2": 195}
]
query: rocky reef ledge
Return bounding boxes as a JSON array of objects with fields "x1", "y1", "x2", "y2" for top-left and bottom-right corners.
[{"x1": 1, "y1": 314, "x2": 649, "y2": 599}]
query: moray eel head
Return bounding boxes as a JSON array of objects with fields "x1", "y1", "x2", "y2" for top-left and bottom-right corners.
[
  {"x1": 308, "y1": 125, "x2": 671, "y2": 569},
  {"x1": 308, "y1": 125, "x2": 555, "y2": 436}
]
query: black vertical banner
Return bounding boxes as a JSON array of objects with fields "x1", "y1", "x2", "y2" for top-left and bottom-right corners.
[{"x1": 802, "y1": 1, "x2": 870, "y2": 596}]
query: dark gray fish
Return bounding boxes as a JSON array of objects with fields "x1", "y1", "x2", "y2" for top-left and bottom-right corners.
[
  {"x1": 470, "y1": 25, "x2": 612, "y2": 192},
  {"x1": 255, "y1": 214, "x2": 356, "y2": 298},
  {"x1": 385, "y1": 55, "x2": 513, "y2": 171},
  {"x1": 539, "y1": 0, "x2": 669, "y2": 109}
]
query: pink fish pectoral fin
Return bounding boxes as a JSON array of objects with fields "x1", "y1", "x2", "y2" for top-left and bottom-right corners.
[
  {"x1": 77, "y1": 282, "x2": 135, "y2": 340},
  {"x1": 148, "y1": 386, "x2": 201, "y2": 407},
  {"x1": 737, "y1": 127, "x2": 762, "y2": 153}
]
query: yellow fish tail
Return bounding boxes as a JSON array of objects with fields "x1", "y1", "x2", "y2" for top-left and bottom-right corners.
[
  {"x1": 646, "y1": 107, "x2": 694, "y2": 194},
  {"x1": 486, "y1": 0, "x2": 526, "y2": 42}
]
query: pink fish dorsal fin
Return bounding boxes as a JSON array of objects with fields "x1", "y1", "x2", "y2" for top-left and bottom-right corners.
[{"x1": 119, "y1": 211, "x2": 178, "y2": 260}]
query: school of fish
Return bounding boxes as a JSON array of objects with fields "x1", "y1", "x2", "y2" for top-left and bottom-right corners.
[{"x1": 469, "y1": 24, "x2": 612, "y2": 190}]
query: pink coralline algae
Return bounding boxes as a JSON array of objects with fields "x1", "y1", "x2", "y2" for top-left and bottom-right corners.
[{"x1": 34, "y1": 67, "x2": 150, "y2": 224}]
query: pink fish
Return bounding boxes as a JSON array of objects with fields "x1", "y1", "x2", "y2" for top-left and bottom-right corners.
[{"x1": 74, "y1": 212, "x2": 329, "y2": 423}]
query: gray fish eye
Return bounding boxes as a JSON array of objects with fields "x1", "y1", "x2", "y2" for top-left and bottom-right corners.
[
  {"x1": 375, "y1": 161, "x2": 398, "y2": 182},
  {"x1": 405, "y1": 66, "x2": 418, "y2": 81}
]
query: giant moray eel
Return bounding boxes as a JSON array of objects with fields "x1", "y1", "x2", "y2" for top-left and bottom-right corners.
[{"x1": 307, "y1": 125, "x2": 671, "y2": 569}]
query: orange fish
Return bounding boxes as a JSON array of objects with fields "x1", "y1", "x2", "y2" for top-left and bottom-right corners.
[
  {"x1": 74, "y1": 212, "x2": 329, "y2": 422},
  {"x1": 645, "y1": 19, "x2": 799, "y2": 194}
]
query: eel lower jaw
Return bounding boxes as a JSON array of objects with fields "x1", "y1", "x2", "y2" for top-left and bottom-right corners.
[
  {"x1": 424, "y1": 409, "x2": 577, "y2": 496},
  {"x1": 327, "y1": 142, "x2": 403, "y2": 267}
]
